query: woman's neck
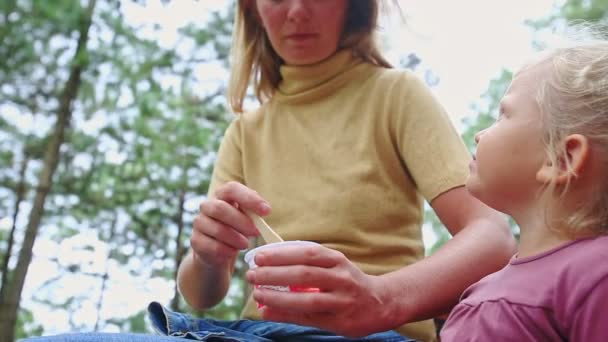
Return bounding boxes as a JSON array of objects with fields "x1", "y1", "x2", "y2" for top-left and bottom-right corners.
[{"x1": 275, "y1": 49, "x2": 365, "y2": 102}]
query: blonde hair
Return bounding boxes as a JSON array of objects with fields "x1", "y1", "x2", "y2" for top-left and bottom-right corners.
[
  {"x1": 533, "y1": 24, "x2": 608, "y2": 237},
  {"x1": 227, "y1": 0, "x2": 398, "y2": 114}
]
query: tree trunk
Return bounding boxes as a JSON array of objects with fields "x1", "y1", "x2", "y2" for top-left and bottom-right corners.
[
  {"x1": 0, "y1": 153, "x2": 29, "y2": 293},
  {"x1": 170, "y1": 189, "x2": 187, "y2": 312},
  {"x1": 0, "y1": 1, "x2": 96, "y2": 340}
]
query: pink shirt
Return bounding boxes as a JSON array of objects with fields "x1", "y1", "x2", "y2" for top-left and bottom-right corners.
[{"x1": 441, "y1": 234, "x2": 608, "y2": 341}]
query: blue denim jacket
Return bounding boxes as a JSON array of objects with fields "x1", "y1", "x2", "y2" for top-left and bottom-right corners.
[{"x1": 148, "y1": 302, "x2": 414, "y2": 342}]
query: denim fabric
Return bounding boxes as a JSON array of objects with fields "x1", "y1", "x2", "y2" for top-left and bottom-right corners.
[
  {"x1": 21, "y1": 302, "x2": 415, "y2": 342},
  {"x1": 148, "y1": 301, "x2": 413, "y2": 342},
  {"x1": 22, "y1": 333, "x2": 200, "y2": 341}
]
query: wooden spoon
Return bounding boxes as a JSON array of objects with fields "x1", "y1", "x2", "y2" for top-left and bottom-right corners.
[{"x1": 244, "y1": 210, "x2": 284, "y2": 244}]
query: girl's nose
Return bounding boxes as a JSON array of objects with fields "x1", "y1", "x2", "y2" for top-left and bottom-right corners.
[{"x1": 287, "y1": 0, "x2": 311, "y2": 22}]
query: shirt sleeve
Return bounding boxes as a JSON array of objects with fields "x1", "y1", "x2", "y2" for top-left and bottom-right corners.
[
  {"x1": 207, "y1": 118, "x2": 244, "y2": 198},
  {"x1": 392, "y1": 71, "x2": 471, "y2": 202},
  {"x1": 569, "y1": 274, "x2": 608, "y2": 341}
]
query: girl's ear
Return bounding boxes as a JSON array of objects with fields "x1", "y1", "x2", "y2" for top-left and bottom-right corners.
[{"x1": 536, "y1": 134, "x2": 590, "y2": 185}]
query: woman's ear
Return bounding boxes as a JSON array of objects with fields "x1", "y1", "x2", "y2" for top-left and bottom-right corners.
[{"x1": 536, "y1": 134, "x2": 590, "y2": 185}]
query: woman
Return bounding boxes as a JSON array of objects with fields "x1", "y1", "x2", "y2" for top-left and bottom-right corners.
[
  {"x1": 179, "y1": 0, "x2": 515, "y2": 341},
  {"x1": 26, "y1": 1, "x2": 515, "y2": 341}
]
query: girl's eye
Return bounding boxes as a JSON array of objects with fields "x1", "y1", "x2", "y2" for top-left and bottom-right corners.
[
  {"x1": 492, "y1": 113, "x2": 502, "y2": 124},
  {"x1": 496, "y1": 108, "x2": 507, "y2": 121},
  {"x1": 496, "y1": 103, "x2": 508, "y2": 120}
]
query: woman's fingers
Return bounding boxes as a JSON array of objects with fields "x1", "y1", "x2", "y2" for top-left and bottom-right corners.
[
  {"x1": 214, "y1": 181, "x2": 271, "y2": 216},
  {"x1": 193, "y1": 214, "x2": 249, "y2": 250},
  {"x1": 253, "y1": 287, "x2": 351, "y2": 313},
  {"x1": 191, "y1": 181, "x2": 274, "y2": 265},
  {"x1": 247, "y1": 264, "x2": 351, "y2": 290},
  {"x1": 254, "y1": 244, "x2": 345, "y2": 268},
  {"x1": 199, "y1": 198, "x2": 258, "y2": 238},
  {"x1": 250, "y1": 266, "x2": 389, "y2": 338},
  {"x1": 190, "y1": 231, "x2": 239, "y2": 263}
]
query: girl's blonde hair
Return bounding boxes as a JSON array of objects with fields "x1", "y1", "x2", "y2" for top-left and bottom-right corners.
[
  {"x1": 534, "y1": 24, "x2": 608, "y2": 237},
  {"x1": 227, "y1": 0, "x2": 398, "y2": 114}
]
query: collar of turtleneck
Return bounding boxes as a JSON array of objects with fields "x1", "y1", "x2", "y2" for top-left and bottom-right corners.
[{"x1": 274, "y1": 49, "x2": 367, "y2": 104}]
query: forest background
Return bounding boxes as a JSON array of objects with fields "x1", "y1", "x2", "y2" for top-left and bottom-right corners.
[{"x1": 1, "y1": 0, "x2": 607, "y2": 340}]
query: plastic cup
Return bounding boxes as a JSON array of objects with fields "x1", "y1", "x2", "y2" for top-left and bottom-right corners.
[{"x1": 244, "y1": 240, "x2": 321, "y2": 308}]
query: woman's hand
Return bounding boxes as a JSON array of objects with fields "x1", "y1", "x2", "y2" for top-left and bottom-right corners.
[
  {"x1": 192, "y1": 181, "x2": 270, "y2": 267},
  {"x1": 245, "y1": 244, "x2": 399, "y2": 337}
]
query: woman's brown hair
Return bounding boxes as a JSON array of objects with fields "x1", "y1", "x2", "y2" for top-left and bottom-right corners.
[{"x1": 227, "y1": 0, "x2": 398, "y2": 113}]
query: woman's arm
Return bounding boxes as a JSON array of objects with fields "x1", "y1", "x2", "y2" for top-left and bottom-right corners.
[
  {"x1": 248, "y1": 186, "x2": 516, "y2": 337},
  {"x1": 383, "y1": 186, "x2": 516, "y2": 321},
  {"x1": 178, "y1": 182, "x2": 270, "y2": 310},
  {"x1": 177, "y1": 250, "x2": 236, "y2": 310}
]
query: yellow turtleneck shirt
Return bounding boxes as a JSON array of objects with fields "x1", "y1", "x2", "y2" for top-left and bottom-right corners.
[{"x1": 207, "y1": 50, "x2": 471, "y2": 342}]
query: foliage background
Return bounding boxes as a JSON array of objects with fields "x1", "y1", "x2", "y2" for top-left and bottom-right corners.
[{"x1": 1, "y1": 0, "x2": 606, "y2": 340}]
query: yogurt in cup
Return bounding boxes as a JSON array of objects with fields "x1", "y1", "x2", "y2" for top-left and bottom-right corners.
[{"x1": 244, "y1": 240, "x2": 321, "y2": 307}]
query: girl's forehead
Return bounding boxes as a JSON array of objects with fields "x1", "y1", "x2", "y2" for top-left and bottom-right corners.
[
  {"x1": 523, "y1": 54, "x2": 556, "y2": 77},
  {"x1": 512, "y1": 60, "x2": 552, "y2": 87}
]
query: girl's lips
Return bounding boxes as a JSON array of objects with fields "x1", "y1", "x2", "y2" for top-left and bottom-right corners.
[{"x1": 286, "y1": 33, "x2": 317, "y2": 41}]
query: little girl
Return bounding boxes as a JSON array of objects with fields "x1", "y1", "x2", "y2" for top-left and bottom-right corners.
[{"x1": 440, "y1": 33, "x2": 608, "y2": 341}]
